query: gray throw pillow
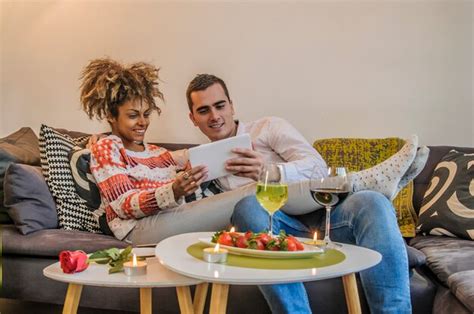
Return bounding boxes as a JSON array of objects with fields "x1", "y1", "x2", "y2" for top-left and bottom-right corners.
[
  {"x1": 417, "y1": 150, "x2": 474, "y2": 240},
  {"x1": 0, "y1": 127, "x2": 41, "y2": 224},
  {"x1": 3, "y1": 163, "x2": 58, "y2": 234}
]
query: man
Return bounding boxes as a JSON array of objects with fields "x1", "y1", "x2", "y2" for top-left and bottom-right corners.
[{"x1": 186, "y1": 74, "x2": 412, "y2": 313}]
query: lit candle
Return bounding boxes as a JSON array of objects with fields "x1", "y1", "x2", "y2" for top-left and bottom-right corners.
[
  {"x1": 202, "y1": 243, "x2": 228, "y2": 263},
  {"x1": 123, "y1": 253, "x2": 147, "y2": 276},
  {"x1": 304, "y1": 231, "x2": 326, "y2": 247},
  {"x1": 229, "y1": 226, "x2": 235, "y2": 233}
]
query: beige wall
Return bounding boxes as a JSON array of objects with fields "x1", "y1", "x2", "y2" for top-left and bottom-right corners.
[{"x1": 1, "y1": 1, "x2": 472, "y2": 146}]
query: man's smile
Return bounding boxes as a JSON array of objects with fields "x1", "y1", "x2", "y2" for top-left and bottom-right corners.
[{"x1": 209, "y1": 122, "x2": 224, "y2": 129}]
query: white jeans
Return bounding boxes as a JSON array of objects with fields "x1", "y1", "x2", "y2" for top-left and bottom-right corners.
[{"x1": 128, "y1": 183, "x2": 256, "y2": 245}]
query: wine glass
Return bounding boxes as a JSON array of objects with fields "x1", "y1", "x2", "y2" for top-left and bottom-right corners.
[
  {"x1": 256, "y1": 163, "x2": 288, "y2": 237},
  {"x1": 309, "y1": 166, "x2": 352, "y2": 249}
]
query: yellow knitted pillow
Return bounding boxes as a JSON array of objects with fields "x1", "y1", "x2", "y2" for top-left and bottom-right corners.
[{"x1": 313, "y1": 138, "x2": 416, "y2": 237}]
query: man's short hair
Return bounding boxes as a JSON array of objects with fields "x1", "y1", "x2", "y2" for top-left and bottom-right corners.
[{"x1": 186, "y1": 74, "x2": 231, "y2": 112}]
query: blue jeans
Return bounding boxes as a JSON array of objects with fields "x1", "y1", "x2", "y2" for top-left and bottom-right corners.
[{"x1": 231, "y1": 191, "x2": 411, "y2": 314}]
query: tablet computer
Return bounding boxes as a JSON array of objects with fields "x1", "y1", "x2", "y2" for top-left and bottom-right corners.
[{"x1": 189, "y1": 134, "x2": 252, "y2": 181}]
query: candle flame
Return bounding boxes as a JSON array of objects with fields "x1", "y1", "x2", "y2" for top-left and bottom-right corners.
[
  {"x1": 313, "y1": 232, "x2": 318, "y2": 241},
  {"x1": 230, "y1": 226, "x2": 235, "y2": 233},
  {"x1": 214, "y1": 244, "x2": 220, "y2": 252},
  {"x1": 132, "y1": 254, "x2": 137, "y2": 267}
]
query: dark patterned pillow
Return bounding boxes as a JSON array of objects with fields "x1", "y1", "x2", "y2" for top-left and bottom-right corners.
[
  {"x1": 39, "y1": 125, "x2": 100, "y2": 233},
  {"x1": 69, "y1": 146, "x2": 101, "y2": 209},
  {"x1": 417, "y1": 150, "x2": 474, "y2": 240}
]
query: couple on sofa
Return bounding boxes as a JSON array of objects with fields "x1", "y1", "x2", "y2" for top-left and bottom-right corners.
[{"x1": 81, "y1": 58, "x2": 426, "y2": 313}]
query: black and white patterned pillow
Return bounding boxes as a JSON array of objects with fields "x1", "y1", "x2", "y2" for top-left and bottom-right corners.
[
  {"x1": 417, "y1": 150, "x2": 474, "y2": 240},
  {"x1": 69, "y1": 147, "x2": 101, "y2": 209},
  {"x1": 39, "y1": 125, "x2": 100, "y2": 233}
]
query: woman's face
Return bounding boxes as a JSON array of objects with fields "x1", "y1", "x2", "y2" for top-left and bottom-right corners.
[{"x1": 109, "y1": 98, "x2": 153, "y2": 151}]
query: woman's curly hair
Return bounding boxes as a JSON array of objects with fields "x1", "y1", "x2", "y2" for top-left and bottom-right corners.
[{"x1": 80, "y1": 58, "x2": 164, "y2": 120}]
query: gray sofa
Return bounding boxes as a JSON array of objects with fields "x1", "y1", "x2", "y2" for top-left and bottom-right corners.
[{"x1": 1, "y1": 141, "x2": 473, "y2": 313}]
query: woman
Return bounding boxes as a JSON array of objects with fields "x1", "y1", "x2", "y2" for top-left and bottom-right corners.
[{"x1": 80, "y1": 58, "x2": 230, "y2": 242}]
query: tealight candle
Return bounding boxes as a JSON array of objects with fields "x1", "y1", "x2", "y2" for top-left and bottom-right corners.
[
  {"x1": 304, "y1": 232, "x2": 326, "y2": 247},
  {"x1": 123, "y1": 254, "x2": 147, "y2": 276},
  {"x1": 203, "y1": 244, "x2": 228, "y2": 263}
]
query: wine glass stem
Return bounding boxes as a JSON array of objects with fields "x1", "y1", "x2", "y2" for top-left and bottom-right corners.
[
  {"x1": 268, "y1": 213, "x2": 274, "y2": 236},
  {"x1": 324, "y1": 206, "x2": 332, "y2": 243}
]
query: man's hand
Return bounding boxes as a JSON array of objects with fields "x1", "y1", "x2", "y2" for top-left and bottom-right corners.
[
  {"x1": 86, "y1": 134, "x2": 107, "y2": 149},
  {"x1": 225, "y1": 148, "x2": 264, "y2": 181},
  {"x1": 172, "y1": 165, "x2": 208, "y2": 200}
]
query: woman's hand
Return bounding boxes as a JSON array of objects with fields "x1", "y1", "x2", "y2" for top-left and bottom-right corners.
[
  {"x1": 172, "y1": 165, "x2": 208, "y2": 200},
  {"x1": 86, "y1": 133, "x2": 107, "y2": 149}
]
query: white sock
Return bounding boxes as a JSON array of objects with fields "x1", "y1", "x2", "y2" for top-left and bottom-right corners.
[
  {"x1": 395, "y1": 146, "x2": 430, "y2": 195},
  {"x1": 349, "y1": 135, "x2": 418, "y2": 200}
]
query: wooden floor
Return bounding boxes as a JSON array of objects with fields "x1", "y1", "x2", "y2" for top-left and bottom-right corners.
[{"x1": 0, "y1": 298, "x2": 136, "y2": 314}]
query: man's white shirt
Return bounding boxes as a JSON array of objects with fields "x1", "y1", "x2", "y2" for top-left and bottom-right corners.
[{"x1": 216, "y1": 116, "x2": 328, "y2": 191}]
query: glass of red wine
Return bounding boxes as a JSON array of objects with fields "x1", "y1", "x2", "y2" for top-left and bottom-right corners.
[{"x1": 310, "y1": 166, "x2": 351, "y2": 249}]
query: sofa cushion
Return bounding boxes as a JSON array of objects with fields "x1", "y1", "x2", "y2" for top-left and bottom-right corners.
[
  {"x1": 447, "y1": 270, "x2": 474, "y2": 312},
  {"x1": 410, "y1": 235, "x2": 474, "y2": 285},
  {"x1": 313, "y1": 137, "x2": 417, "y2": 237},
  {"x1": 0, "y1": 127, "x2": 41, "y2": 224},
  {"x1": 1, "y1": 224, "x2": 127, "y2": 257},
  {"x1": 413, "y1": 146, "x2": 474, "y2": 214},
  {"x1": 417, "y1": 150, "x2": 474, "y2": 240},
  {"x1": 3, "y1": 164, "x2": 58, "y2": 234},
  {"x1": 39, "y1": 125, "x2": 100, "y2": 233},
  {"x1": 406, "y1": 244, "x2": 426, "y2": 268}
]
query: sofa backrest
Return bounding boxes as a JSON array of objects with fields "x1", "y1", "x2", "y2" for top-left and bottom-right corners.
[
  {"x1": 151, "y1": 142, "x2": 198, "y2": 151},
  {"x1": 154, "y1": 142, "x2": 474, "y2": 217},
  {"x1": 413, "y1": 145, "x2": 474, "y2": 214}
]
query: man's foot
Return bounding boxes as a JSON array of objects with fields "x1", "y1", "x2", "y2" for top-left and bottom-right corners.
[
  {"x1": 349, "y1": 135, "x2": 418, "y2": 200},
  {"x1": 395, "y1": 146, "x2": 430, "y2": 195}
]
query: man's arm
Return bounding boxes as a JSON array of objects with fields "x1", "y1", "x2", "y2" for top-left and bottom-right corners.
[
  {"x1": 225, "y1": 117, "x2": 327, "y2": 182},
  {"x1": 266, "y1": 117, "x2": 327, "y2": 181}
]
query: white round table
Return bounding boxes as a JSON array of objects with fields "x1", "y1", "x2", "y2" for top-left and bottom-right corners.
[
  {"x1": 155, "y1": 232, "x2": 382, "y2": 314},
  {"x1": 43, "y1": 257, "x2": 203, "y2": 314}
]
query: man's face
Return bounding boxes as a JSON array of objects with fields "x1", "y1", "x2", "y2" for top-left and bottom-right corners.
[{"x1": 189, "y1": 83, "x2": 237, "y2": 141}]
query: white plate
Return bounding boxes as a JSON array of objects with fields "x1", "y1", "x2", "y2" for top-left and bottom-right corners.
[{"x1": 198, "y1": 237, "x2": 323, "y2": 259}]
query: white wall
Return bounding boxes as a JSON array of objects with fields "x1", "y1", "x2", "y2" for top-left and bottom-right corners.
[{"x1": 1, "y1": 0, "x2": 472, "y2": 146}]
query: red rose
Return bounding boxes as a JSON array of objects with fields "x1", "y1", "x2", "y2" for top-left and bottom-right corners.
[{"x1": 59, "y1": 250, "x2": 89, "y2": 274}]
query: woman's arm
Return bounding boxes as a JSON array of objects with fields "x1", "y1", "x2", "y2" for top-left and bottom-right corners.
[{"x1": 90, "y1": 137, "x2": 182, "y2": 220}]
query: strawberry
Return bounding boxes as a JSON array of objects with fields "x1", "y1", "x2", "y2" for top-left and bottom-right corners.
[
  {"x1": 248, "y1": 239, "x2": 265, "y2": 250},
  {"x1": 287, "y1": 236, "x2": 305, "y2": 251},
  {"x1": 236, "y1": 235, "x2": 249, "y2": 248},
  {"x1": 256, "y1": 233, "x2": 271, "y2": 245},
  {"x1": 216, "y1": 232, "x2": 234, "y2": 247}
]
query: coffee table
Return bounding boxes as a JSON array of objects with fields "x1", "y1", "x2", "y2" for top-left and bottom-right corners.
[
  {"x1": 155, "y1": 232, "x2": 382, "y2": 314},
  {"x1": 43, "y1": 257, "x2": 203, "y2": 314}
]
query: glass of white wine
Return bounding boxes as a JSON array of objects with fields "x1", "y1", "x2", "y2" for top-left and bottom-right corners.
[
  {"x1": 256, "y1": 163, "x2": 288, "y2": 237},
  {"x1": 309, "y1": 166, "x2": 352, "y2": 249}
]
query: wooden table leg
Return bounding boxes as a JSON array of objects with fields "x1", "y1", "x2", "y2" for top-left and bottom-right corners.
[
  {"x1": 176, "y1": 286, "x2": 194, "y2": 314},
  {"x1": 209, "y1": 283, "x2": 229, "y2": 314},
  {"x1": 193, "y1": 283, "x2": 209, "y2": 314},
  {"x1": 342, "y1": 273, "x2": 362, "y2": 314},
  {"x1": 62, "y1": 283, "x2": 83, "y2": 314},
  {"x1": 140, "y1": 287, "x2": 152, "y2": 314}
]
